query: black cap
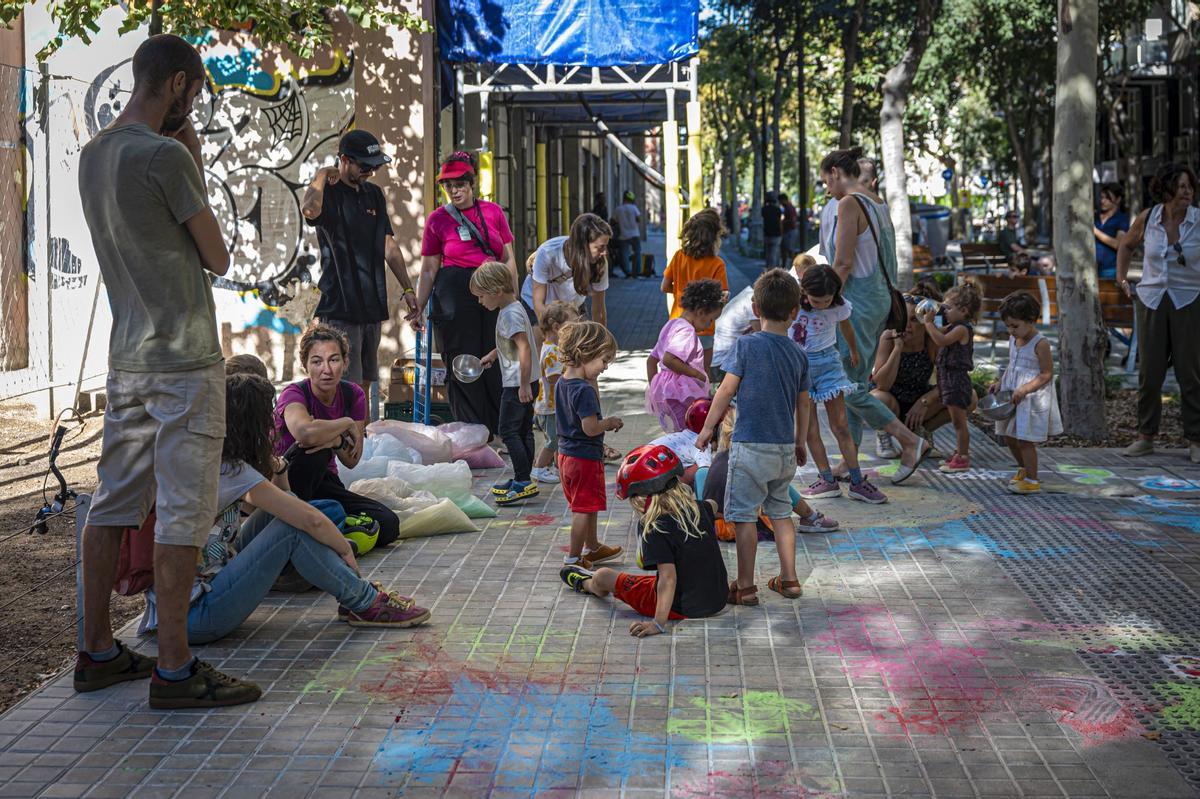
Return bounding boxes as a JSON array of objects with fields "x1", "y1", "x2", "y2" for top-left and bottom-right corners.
[{"x1": 338, "y1": 129, "x2": 392, "y2": 168}]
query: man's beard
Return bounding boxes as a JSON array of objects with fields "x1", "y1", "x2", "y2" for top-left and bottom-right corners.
[{"x1": 162, "y1": 92, "x2": 190, "y2": 132}]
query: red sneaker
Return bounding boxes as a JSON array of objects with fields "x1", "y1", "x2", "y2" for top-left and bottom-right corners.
[
  {"x1": 346, "y1": 590, "x2": 431, "y2": 627},
  {"x1": 939, "y1": 454, "x2": 971, "y2": 473}
]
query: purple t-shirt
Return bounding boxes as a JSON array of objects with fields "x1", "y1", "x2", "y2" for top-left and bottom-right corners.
[
  {"x1": 274, "y1": 380, "x2": 367, "y2": 474},
  {"x1": 651, "y1": 318, "x2": 705, "y2": 375}
]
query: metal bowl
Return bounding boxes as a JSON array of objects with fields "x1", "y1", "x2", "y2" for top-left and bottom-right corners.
[
  {"x1": 978, "y1": 390, "x2": 1015, "y2": 421},
  {"x1": 452, "y1": 354, "x2": 484, "y2": 383}
]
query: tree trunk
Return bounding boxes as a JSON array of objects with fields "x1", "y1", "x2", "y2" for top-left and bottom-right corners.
[
  {"x1": 1054, "y1": 0, "x2": 1106, "y2": 440},
  {"x1": 728, "y1": 135, "x2": 741, "y2": 241},
  {"x1": 880, "y1": 0, "x2": 941, "y2": 289},
  {"x1": 771, "y1": 49, "x2": 789, "y2": 194},
  {"x1": 839, "y1": 0, "x2": 866, "y2": 148},
  {"x1": 749, "y1": 78, "x2": 764, "y2": 249},
  {"x1": 1004, "y1": 106, "x2": 1037, "y2": 232},
  {"x1": 797, "y1": 35, "x2": 809, "y2": 250}
]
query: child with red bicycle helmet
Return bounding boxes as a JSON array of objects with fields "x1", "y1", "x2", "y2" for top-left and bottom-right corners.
[{"x1": 560, "y1": 444, "x2": 729, "y2": 636}]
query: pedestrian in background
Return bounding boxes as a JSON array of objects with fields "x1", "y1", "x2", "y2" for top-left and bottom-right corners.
[
  {"x1": 761, "y1": 192, "x2": 783, "y2": 269},
  {"x1": 612, "y1": 190, "x2": 643, "y2": 278}
]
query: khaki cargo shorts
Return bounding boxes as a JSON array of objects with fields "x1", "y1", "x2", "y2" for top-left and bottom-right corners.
[{"x1": 85, "y1": 362, "x2": 225, "y2": 548}]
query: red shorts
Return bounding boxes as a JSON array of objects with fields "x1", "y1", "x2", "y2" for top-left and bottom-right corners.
[
  {"x1": 613, "y1": 573, "x2": 686, "y2": 620},
  {"x1": 557, "y1": 453, "x2": 607, "y2": 513}
]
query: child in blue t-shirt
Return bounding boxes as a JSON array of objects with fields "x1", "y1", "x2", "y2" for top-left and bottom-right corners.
[{"x1": 696, "y1": 268, "x2": 811, "y2": 606}]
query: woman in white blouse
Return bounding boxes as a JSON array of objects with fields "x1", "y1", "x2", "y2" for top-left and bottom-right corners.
[
  {"x1": 521, "y1": 214, "x2": 612, "y2": 329},
  {"x1": 1117, "y1": 162, "x2": 1200, "y2": 463}
]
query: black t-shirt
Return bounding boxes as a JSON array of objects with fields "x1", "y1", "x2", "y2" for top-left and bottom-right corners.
[
  {"x1": 555, "y1": 378, "x2": 604, "y2": 460},
  {"x1": 637, "y1": 500, "x2": 728, "y2": 618},
  {"x1": 307, "y1": 181, "x2": 393, "y2": 323},
  {"x1": 762, "y1": 204, "x2": 783, "y2": 237}
]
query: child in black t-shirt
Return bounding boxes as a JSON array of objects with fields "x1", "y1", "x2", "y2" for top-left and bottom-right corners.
[{"x1": 559, "y1": 444, "x2": 728, "y2": 636}]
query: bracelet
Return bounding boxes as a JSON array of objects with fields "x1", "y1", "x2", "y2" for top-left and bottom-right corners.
[
  {"x1": 402, "y1": 287, "x2": 415, "y2": 296},
  {"x1": 653, "y1": 620, "x2": 666, "y2": 633}
]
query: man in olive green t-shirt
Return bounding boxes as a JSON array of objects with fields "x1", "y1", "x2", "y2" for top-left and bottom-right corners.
[{"x1": 74, "y1": 34, "x2": 259, "y2": 709}]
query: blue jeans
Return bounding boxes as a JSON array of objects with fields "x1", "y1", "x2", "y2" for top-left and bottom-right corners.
[
  {"x1": 186, "y1": 501, "x2": 377, "y2": 644},
  {"x1": 615, "y1": 236, "x2": 642, "y2": 277}
]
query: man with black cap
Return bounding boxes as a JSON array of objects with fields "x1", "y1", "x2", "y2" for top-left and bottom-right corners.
[
  {"x1": 301, "y1": 129, "x2": 419, "y2": 407},
  {"x1": 611, "y1": 189, "x2": 643, "y2": 278}
]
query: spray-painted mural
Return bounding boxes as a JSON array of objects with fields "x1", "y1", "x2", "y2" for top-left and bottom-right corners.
[{"x1": 80, "y1": 36, "x2": 354, "y2": 308}]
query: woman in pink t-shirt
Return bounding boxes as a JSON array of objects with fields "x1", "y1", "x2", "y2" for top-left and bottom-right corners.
[{"x1": 413, "y1": 151, "x2": 517, "y2": 434}]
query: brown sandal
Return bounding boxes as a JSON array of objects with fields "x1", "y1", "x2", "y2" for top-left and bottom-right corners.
[
  {"x1": 727, "y1": 581, "x2": 759, "y2": 606},
  {"x1": 768, "y1": 576, "x2": 803, "y2": 599}
]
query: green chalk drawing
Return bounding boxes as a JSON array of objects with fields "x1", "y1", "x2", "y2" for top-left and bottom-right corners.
[
  {"x1": 1156, "y1": 682, "x2": 1200, "y2": 730},
  {"x1": 668, "y1": 691, "x2": 817, "y2": 744},
  {"x1": 875, "y1": 460, "x2": 900, "y2": 477},
  {"x1": 300, "y1": 652, "x2": 412, "y2": 699},
  {"x1": 1013, "y1": 637, "x2": 1079, "y2": 651},
  {"x1": 1057, "y1": 464, "x2": 1116, "y2": 485}
]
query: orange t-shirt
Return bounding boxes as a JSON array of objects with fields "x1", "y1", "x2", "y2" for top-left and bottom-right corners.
[{"x1": 664, "y1": 252, "x2": 728, "y2": 336}]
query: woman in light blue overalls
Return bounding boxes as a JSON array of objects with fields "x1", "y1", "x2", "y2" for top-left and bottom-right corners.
[{"x1": 819, "y1": 148, "x2": 928, "y2": 485}]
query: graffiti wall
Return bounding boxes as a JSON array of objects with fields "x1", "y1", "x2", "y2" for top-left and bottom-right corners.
[{"x1": 3, "y1": 6, "x2": 401, "y2": 408}]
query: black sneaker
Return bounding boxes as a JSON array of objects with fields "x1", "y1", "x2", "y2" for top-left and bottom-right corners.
[
  {"x1": 73, "y1": 641, "x2": 156, "y2": 693},
  {"x1": 149, "y1": 660, "x2": 262, "y2": 710},
  {"x1": 559, "y1": 564, "x2": 593, "y2": 593}
]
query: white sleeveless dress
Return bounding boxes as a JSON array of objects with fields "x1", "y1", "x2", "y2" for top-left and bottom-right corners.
[{"x1": 995, "y1": 332, "x2": 1063, "y2": 442}]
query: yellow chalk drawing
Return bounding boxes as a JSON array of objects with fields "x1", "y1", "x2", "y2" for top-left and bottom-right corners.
[{"x1": 668, "y1": 691, "x2": 817, "y2": 744}]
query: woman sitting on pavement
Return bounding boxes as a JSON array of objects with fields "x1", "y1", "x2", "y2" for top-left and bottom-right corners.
[
  {"x1": 870, "y1": 282, "x2": 976, "y2": 459},
  {"x1": 275, "y1": 323, "x2": 400, "y2": 547},
  {"x1": 138, "y1": 372, "x2": 430, "y2": 648}
]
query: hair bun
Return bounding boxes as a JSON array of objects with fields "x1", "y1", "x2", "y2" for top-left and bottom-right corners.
[{"x1": 848, "y1": 146, "x2": 865, "y2": 160}]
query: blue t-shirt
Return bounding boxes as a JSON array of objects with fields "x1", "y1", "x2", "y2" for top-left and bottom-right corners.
[
  {"x1": 1095, "y1": 210, "x2": 1129, "y2": 278},
  {"x1": 725, "y1": 331, "x2": 810, "y2": 444},
  {"x1": 555, "y1": 378, "x2": 604, "y2": 460}
]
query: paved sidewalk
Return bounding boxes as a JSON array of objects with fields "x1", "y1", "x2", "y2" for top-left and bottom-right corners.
[{"x1": 4, "y1": 237, "x2": 1200, "y2": 797}]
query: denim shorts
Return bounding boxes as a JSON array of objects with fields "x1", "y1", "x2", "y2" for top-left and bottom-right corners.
[
  {"x1": 807, "y1": 345, "x2": 857, "y2": 403},
  {"x1": 724, "y1": 441, "x2": 796, "y2": 522}
]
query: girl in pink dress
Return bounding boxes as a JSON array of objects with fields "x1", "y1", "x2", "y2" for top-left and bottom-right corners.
[{"x1": 646, "y1": 280, "x2": 725, "y2": 431}]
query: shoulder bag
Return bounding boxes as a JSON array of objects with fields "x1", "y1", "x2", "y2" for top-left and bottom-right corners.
[{"x1": 851, "y1": 194, "x2": 908, "y2": 335}]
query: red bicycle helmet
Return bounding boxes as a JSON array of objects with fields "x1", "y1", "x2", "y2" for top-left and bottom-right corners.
[
  {"x1": 615, "y1": 444, "x2": 684, "y2": 499},
  {"x1": 684, "y1": 398, "x2": 715, "y2": 434}
]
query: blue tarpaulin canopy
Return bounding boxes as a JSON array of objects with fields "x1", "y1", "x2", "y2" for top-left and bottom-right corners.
[{"x1": 437, "y1": 0, "x2": 699, "y2": 66}]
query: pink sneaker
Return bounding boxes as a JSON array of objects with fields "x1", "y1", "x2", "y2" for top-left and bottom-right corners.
[
  {"x1": 796, "y1": 511, "x2": 839, "y2": 533},
  {"x1": 801, "y1": 478, "x2": 842, "y2": 499},
  {"x1": 939, "y1": 454, "x2": 970, "y2": 473},
  {"x1": 847, "y1": 479, "x2": 888, "y2": 504},
  {"x1": 346, "y1": 590, "x2": 431, "y2": 627}
]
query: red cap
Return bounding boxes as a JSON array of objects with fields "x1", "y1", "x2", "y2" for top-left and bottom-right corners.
[
  {"x1": 616, "y1": 444, "x2": 684, "y2": 500},
  {"x1": 437, "y1": 159, "x2": 475, "y2": 182}
]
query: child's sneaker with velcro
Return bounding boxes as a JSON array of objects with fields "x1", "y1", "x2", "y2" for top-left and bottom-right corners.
[
  {"x1": 495, "y1": 480, "x2": 539, "y2": 505},
  {"x1": 847, "y1": 479, "x2": 888, "y2": 504},
  {"x1": 801, "y1": 478, "x2": 841, "y2": 499}
]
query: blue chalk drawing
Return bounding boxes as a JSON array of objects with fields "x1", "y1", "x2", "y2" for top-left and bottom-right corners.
[
  {"x1": 820, "y1": 519, "x2": 1080, "y2": 562},
  {"x1": 374, "y1": 675, "x2": 686, "y2": 791},
  {"x1": 1141, "y1": 476, "x2": 1200, "y2": 493}
]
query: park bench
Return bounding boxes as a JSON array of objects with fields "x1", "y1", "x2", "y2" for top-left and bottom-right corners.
[
  {"x1": 959, "y1": 242, "x2": 1008, "y2": 274},
  {"x1": 961, "y1": 273, "x2": 1135, "y2": 365}
]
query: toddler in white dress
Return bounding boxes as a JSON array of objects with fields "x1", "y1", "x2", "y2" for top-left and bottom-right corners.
[{"x1": 993, "y1": 292, "x2": 1062, "y2": 494}]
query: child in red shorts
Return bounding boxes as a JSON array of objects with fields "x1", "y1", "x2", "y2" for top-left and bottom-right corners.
[
  {"x1": 555, "y1": 321, "x2": 624, "y2": 569},
  {"x1": 560, "y1": 444, "x2": 728, "y2": 637}
]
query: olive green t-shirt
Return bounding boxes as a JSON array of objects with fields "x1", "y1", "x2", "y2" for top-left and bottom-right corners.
[{"x1": 78, "y1": 123, "x2": 222, "y2": 373}]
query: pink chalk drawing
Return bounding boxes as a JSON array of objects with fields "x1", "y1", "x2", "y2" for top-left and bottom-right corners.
[
  {"x1": 521, "y1": 513, "x2": 557, "y2": 527},
  {"x1": 812, "y1": 605, "x2": 1145, "y2": 744},
  {"x1": 1021, "y1": 677, "x2": 1143, "y2": 743}
]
